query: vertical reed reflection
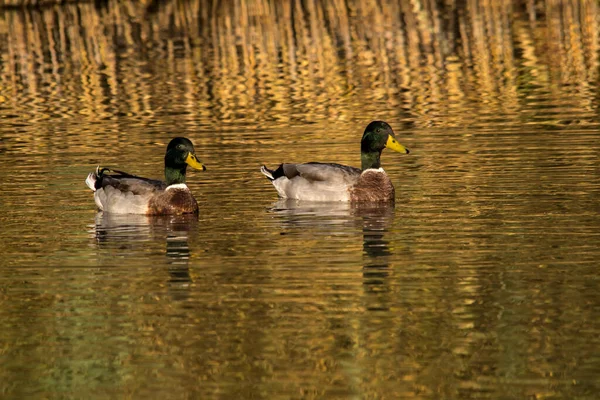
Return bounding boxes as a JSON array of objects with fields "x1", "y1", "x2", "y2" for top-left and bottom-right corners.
[{"x1": 0, "y1": 0, "x2": 598, "y2": 135}]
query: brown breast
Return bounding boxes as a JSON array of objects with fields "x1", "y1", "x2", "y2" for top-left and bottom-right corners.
[
  {"x1": 147, "y1": 188, "x2": 199, "y2": 215},
  {"x1": 349, "y1": 170, "x2": 395, "y2": 202}
]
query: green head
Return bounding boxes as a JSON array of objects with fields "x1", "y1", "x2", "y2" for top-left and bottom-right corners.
[
  {"x1": 164, "y1": 137, "x2": 206, "y2": 185},
  {"x1": 360, "y1": 121, "x2": 409, "y2": 170}
]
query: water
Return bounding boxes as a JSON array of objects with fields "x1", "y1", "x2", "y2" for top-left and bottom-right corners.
[{"x1": 1, "y1": 0, "x2": 600, "y2": 398}]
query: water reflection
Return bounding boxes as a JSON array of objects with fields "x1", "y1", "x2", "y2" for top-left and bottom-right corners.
[
  {"x1": 359, "y1": 204, "x2": 395, "y2": 311},
  {"x1": 93, "y1": 212, "x2": 197, "y2": 300},
  {"x1": 1, "y1": 0, "x2": 598, "y2": 135},
  {"x1": 268, "y1": 199, "x2": 357, "y2": 229},
  {"x1": 268, "y1": 200, "x2": 396, "y2": 309},
  {"x1": 1, "y1": 0, "x2": 599, "y2": 397}
]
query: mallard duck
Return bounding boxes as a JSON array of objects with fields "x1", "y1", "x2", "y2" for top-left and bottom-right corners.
[
  {"x1": 260, "y1": 121, "x2": 409, "y2": 202},
  {"x1": 85, "y1": 137, "x2": 206, "y2": 214}
]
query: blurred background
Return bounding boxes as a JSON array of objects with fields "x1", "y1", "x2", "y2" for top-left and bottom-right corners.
[{"x1": 1, "y1": 0, "x2": 598, "y2": 130}]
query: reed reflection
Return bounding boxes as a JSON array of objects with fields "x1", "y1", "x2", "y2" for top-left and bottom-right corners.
[
  {"x1": 93, "y1": 212, "x2": 198, "y2": 300},
  {"x1": 1, "y1": 0, "x2": 598, "y2": 139}
]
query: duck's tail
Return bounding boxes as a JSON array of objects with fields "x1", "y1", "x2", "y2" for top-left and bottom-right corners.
[
  {"x1": 85, "y1": 173, "x2": 96, "y2": 191},
  {"x1": 85, "y1": 166, "x2": 100, "y2": 191},
  {"x1": 260, "y1": 165, "x2": 276, "y2": 181},
  {"x1": 85, "y1": 166, "x2": 112, "y2": 191}
]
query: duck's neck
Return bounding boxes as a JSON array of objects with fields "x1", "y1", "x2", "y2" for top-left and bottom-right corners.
[
  {"x1": 165, "y1": 165, "x2": 187, "y2": 186},
  {"x1": 361, "y1": 151, "x2": 382, "y2": 170}
]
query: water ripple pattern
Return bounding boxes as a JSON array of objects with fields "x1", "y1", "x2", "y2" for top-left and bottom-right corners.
[{"x1": 0, "y1": 1, "x2": 599, "y2": 399}]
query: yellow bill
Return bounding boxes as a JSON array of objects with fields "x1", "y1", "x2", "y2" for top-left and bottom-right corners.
[
  {"x1": 385, "y1": 135, "x2": 410, "y2": 154},
  {"x1": 185, "y1": 153, "x2": 207, "y2": 171}
]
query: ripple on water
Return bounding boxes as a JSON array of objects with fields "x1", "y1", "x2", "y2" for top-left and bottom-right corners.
[{"x1": 1, "y1": 1, "x2": 600, "y2": 398}]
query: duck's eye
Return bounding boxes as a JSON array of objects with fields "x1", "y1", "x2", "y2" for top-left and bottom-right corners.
[
  {"x1": 177, "y1": 144, "x2": 184, "y2": 150},
  {"x1": 376, "y1": 128, "x2": 381, "y2": 133}
]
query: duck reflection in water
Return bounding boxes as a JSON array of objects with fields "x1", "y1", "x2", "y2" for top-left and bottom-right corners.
[
  {"x1": 268, "y1": 200, "x2": 395, "y2": 310},
  {"x1": 359, "y1": 204, "x2": 395, "y2": 311},
  {"x1": 92, "y1": 212, "x2": 198, "y2": 301}
]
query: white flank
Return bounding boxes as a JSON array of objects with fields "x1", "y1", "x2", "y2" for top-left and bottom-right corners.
[
  {"x1": 166, "y1": 183, "x2": 189, "y2": 191},
  {"x1": 272, "y1": 177, "x2": 350, "y2": 202},
  {"x1": 94, "y1": 186, "x2": 149, "y2": 214}
]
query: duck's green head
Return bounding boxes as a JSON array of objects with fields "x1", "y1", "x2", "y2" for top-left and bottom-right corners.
[
  {"x1": 164, "y1": 137, "x2": 206, "y2": 185},
  {"x1": 360, "y1": 121, "x2": 409, "y2": 170}
]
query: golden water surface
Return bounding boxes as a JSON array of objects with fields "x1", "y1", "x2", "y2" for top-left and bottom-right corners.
[{"x1": 0, "y1": 0, "x2": 599, "y2": 398}]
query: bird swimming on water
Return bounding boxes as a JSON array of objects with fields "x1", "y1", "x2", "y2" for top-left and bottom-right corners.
[
  {"x1": 85, "y1": 137, "x2": 206, "y2": 214},
  {"x1": 260, "y1": 121, "x2": 409, "y2": 202}
]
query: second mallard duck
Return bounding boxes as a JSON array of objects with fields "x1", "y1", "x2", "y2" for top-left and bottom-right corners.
[
  {"x1": 85, "y1": 137, "x2": 206, "y2": 214},
  {"x1": 260, "y1": 121, "x2": 409, "y2": 202}
]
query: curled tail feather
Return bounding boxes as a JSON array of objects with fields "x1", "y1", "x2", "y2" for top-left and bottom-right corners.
[
  {"x1": 85, "y1": 166, "x2": 102, "y2": 191},
  {"x1": 85, "y1": 166, "x2": 112, "y2": 191}
]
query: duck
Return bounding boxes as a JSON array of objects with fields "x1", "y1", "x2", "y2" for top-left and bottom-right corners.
[
  {"x1": 85, "y1": 137, "x2": 206, "y2": 214},
  {"x1": 260, "y1": 121, "x2": 409, "y2": 202}
]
